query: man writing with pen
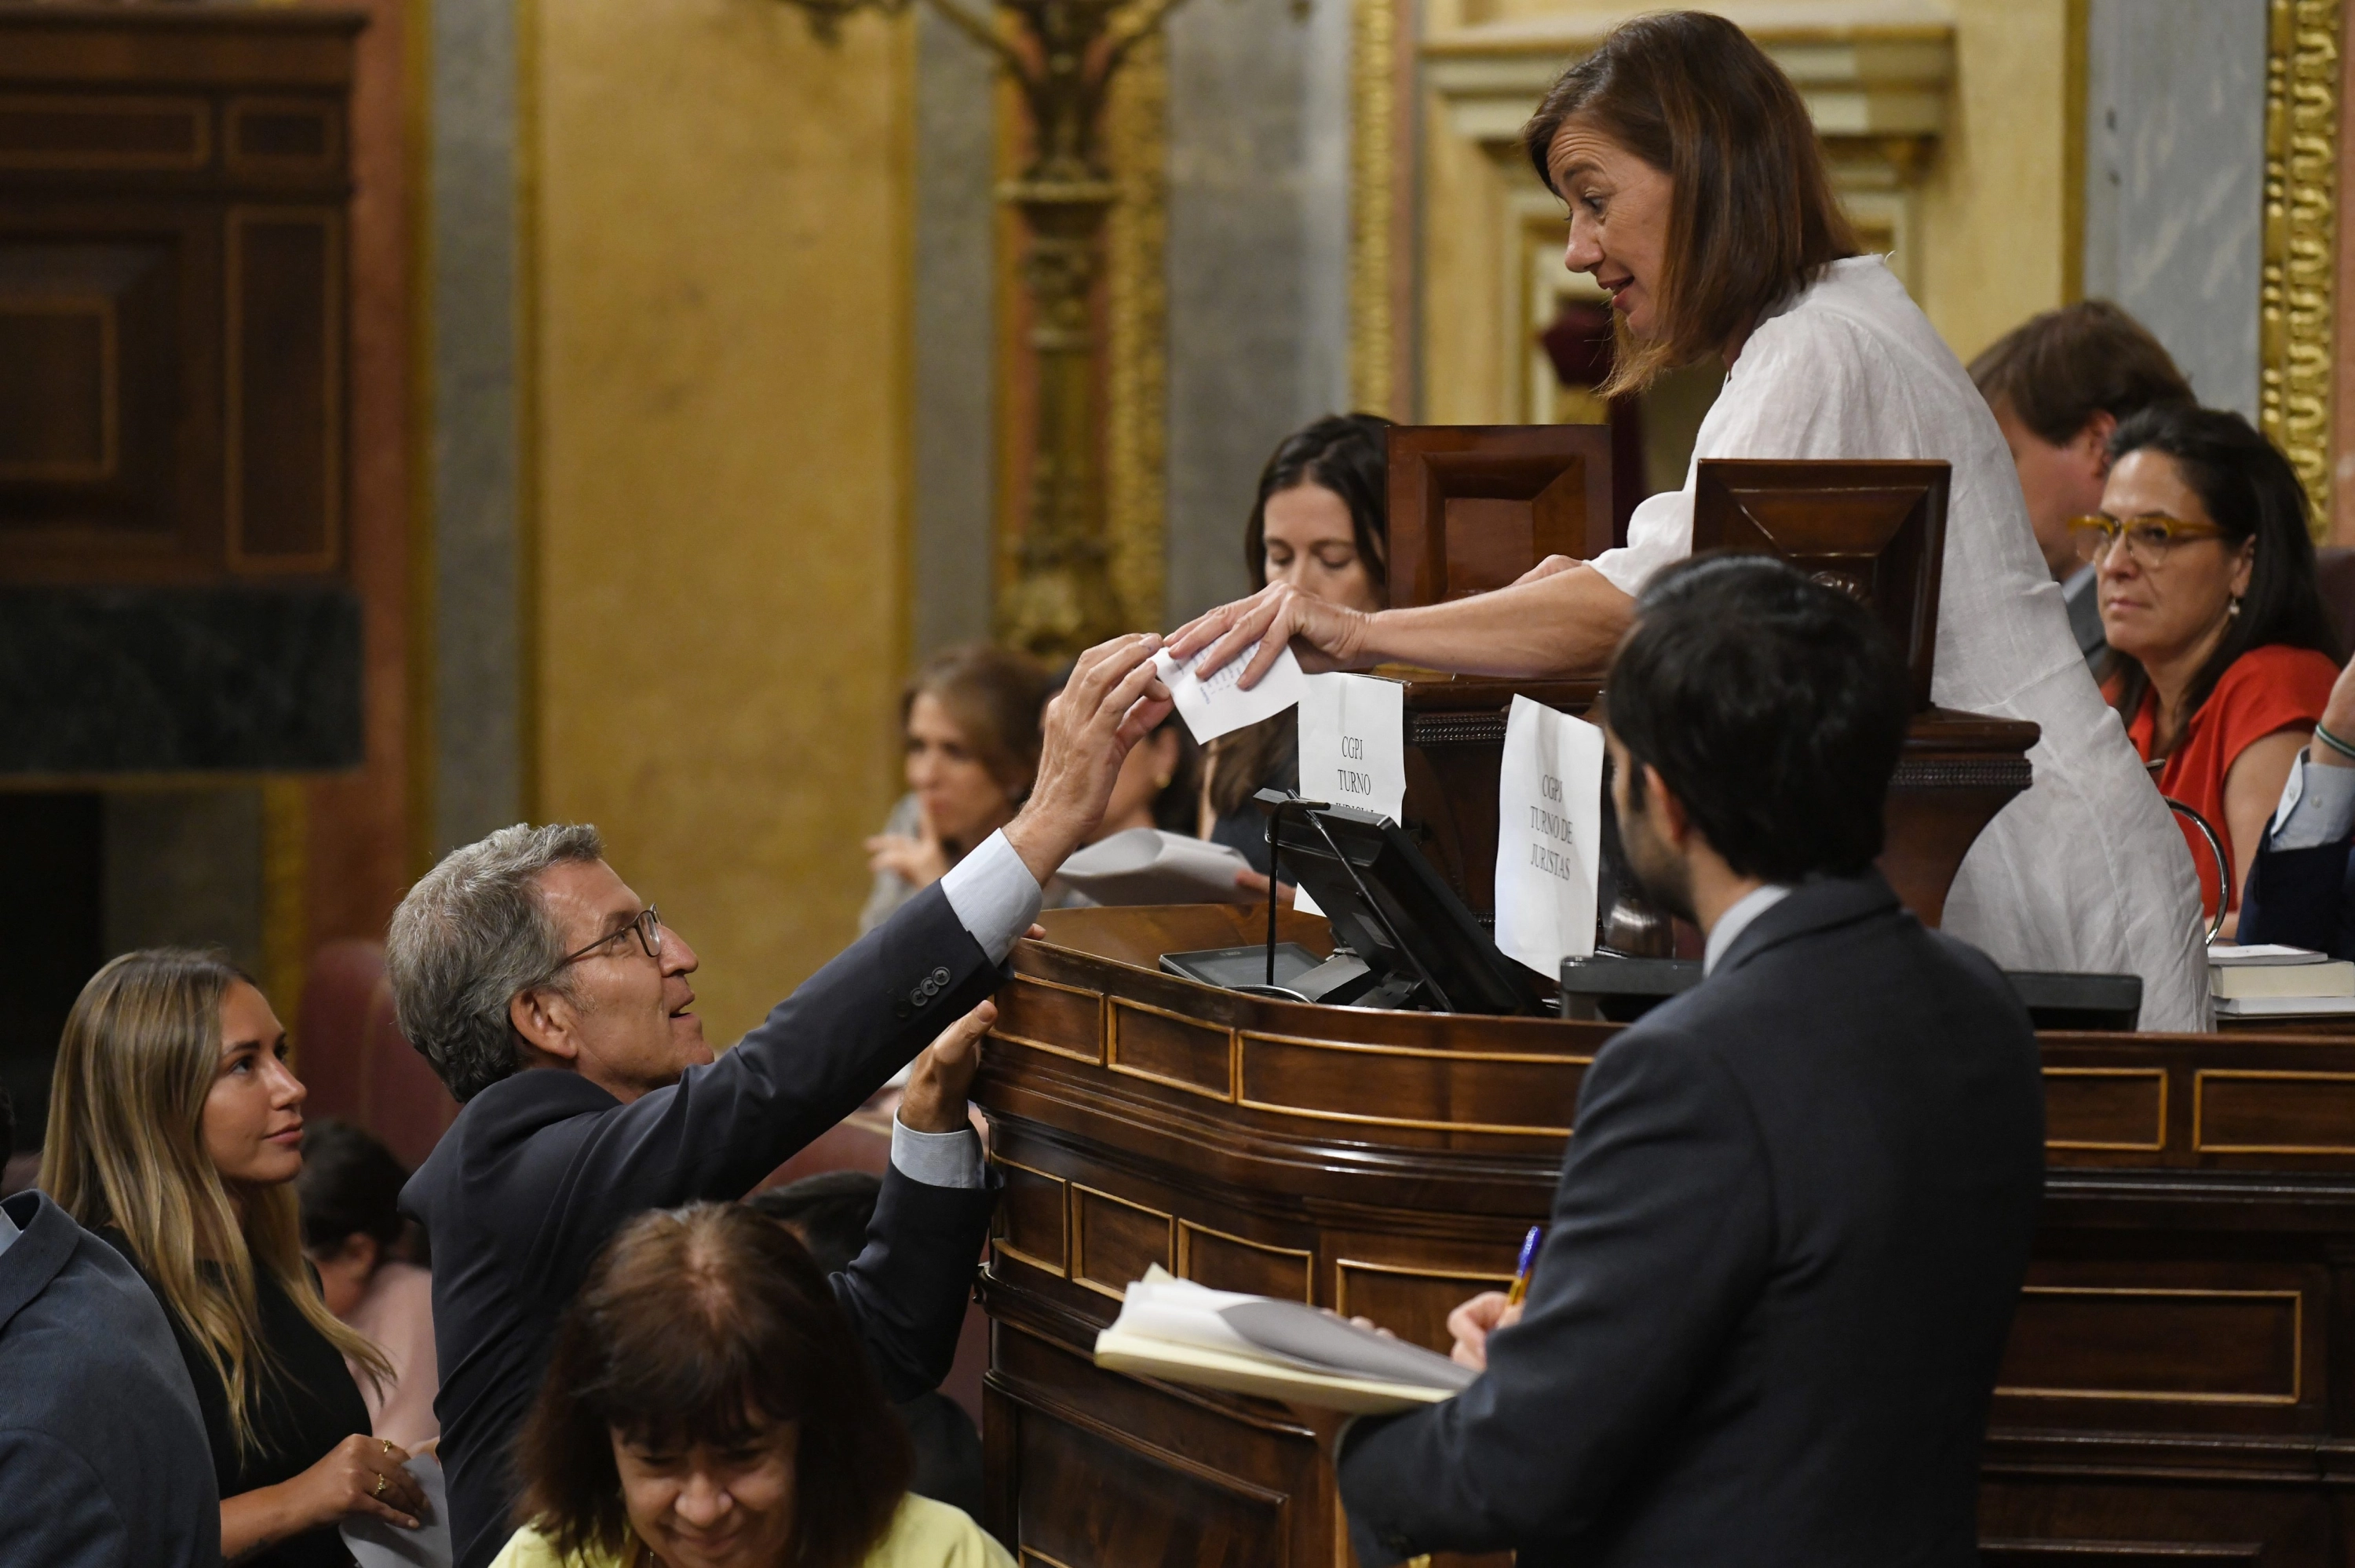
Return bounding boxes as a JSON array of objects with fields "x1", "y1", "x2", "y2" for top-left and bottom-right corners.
[{"x1": 1321, "y1": 557, "x2": 2047, "y2": 1567}]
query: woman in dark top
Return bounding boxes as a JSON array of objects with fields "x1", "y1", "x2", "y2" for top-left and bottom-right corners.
[
  {"x1": 1202, "y1": 412, "x2": 1394, "y2": 881},
  {"x1": 42, "y1": 949, "x2": 429, "y2": 1565}
]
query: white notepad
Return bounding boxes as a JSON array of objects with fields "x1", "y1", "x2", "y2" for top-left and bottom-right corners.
[{"x1": 1094, "y1": 1266, "x2": 1471, "y2": 1414}]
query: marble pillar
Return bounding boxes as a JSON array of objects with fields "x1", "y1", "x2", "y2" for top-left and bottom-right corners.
[{"x1": 2083, "y1": 0, "x2": 2268, "y2": 419}]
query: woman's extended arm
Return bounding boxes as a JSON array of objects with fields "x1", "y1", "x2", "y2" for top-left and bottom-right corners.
[{"x1": 1168, "y1": 562, "x2": 1638, "y2": 688}]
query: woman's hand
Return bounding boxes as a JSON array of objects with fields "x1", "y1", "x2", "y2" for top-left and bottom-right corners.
[
  {"x1": 1167, "y1": 582, "x2": 1376, "y2": 688},
  {"x1": 867, "y1": 800, "x2": 951, "y2": 890},
  {"x1": 1445, "y1": 1290, "x2": 1522, "y2": 1372},
  {"x1": 224, "y1": 1434, "x2": 426, "y2": 1555},
  {"x1": 899, "y1": 999, "x2": 995, "y2": 1134}
]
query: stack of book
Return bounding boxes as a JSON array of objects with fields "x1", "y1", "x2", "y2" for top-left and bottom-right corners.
[{"x1": 2210, "y1": 943, "x2": 2355, "y2": 1017}]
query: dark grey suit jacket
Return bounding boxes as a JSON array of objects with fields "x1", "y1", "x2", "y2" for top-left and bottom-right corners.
[
  {"x1": 0, "y1": 1191, "x2": 221, "y2": 1568},
  {"x1": 2064, "y1": 567, "x2": 2108, "y2": 665},
  {"x1": 404, "y1": 881, "x2": 1003, "y2": 1568},
  {"x1": 1337, "y1": 873, "x2": 2046, "y2": 1567}
]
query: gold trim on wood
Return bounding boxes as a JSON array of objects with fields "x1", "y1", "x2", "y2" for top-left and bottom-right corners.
[
  {"x1": 1103, "y1": 32, "x2": 1167, "y2": 629},
  {"x1": 990, "y1": 972, "x2": 1108, "y2": 1064},
  {"x1": 0, "y1": 93, "x2": 210, "y2": 171},
  {"x1": 1996, "y1": 1285, "x2": 2303, "y2": 1406},
  {"x1": 224, "y1": 205, "x2": 345, "y2": 575},
  {"x1": 1108, "y1": 995, "x2": 1237, "y2": 1101},
  {"x1": 989, "y1": 1156, "x2": 1072, "y2": 1278},
  {"x1": 0, "y1": 295, "x2": 118, "y2": 483},
  {"x1": 1349, "y1": 0, "x2": 1397, "y2": 414},
  {"x1": 2193, "y1": 1067, "x2": 2355, "y2": 1154},
  {"x1": 2261, "y1": 0, "x2": 2339, "y2": 533},
  {"x1": 1178, "y1": 1219, "x2": 1315, "y2": 1301},
  {"x1": 1236, "y1": 1030, "x2": 1586, "y2": 1136},
  {"x1": 1020, "y1": 1552, "x2": 1079, "y2": 1568},
  {"x1": 2042, "y1": 1066, "x2": 2168, "y2": 1153},
  {"x1": 1069, "y1": 1182, "x2": 1176, "y2": 1300}
]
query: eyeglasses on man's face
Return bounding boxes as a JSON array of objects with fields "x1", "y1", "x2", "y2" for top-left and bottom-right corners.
[
  {"x1": 2068, "y1": 513, "x2": 2229, "y2": 570},
  {"x1": 559, "y1": 906, "x2": 663, "y2": 968}
]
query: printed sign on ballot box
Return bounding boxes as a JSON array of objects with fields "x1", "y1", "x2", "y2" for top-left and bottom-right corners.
[
  {"x1": 1494, "y1": 694, "x2": 1605, "y2": 977},
  {"x1": 1294, "y1": 673, "x2": 1405, "y2": 918},
  {"x1": 1298, "y1": 673, "x2": 1405, "y2": 822}
]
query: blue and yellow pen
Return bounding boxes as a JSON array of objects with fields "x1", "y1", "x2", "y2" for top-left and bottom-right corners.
[{"x1": 1506, "y1": 1225, "x2": 1543, "y2": 1307}]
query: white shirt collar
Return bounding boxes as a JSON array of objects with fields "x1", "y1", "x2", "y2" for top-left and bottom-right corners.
[
  {"x1": 1703, "y1": 884, "x2": 1796, "y2": 976},
  {"x1": 0, "y1": 1197, "x2": 21, "y2": 1262}
]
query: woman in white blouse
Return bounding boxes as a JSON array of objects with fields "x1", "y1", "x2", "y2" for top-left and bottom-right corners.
[{"x1": 1170, "y1": 9, "x2": 2207, "y2": 1028}]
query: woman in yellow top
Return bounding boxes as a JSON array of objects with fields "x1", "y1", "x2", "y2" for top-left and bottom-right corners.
[{"x1": 490, "y1": 1202, "x2": 1011, "y2": 1568}]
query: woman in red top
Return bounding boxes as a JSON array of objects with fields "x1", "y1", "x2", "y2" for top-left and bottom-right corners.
[{"x1": 2091, "y1": 404, "x2": 2342, "y2": 933}]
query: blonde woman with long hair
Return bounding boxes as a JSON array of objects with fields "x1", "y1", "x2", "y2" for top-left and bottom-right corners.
[{"x1": 42, "y1": 949, "x2": 430, "y2": 1566}]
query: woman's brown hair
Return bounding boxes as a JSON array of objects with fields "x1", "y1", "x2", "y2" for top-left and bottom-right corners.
[
  {"x1": 41, "y1": 949, "x2": 390, "y2": 1458},
  {"x1": 902, "y1": 642, "x2": 1053, "y2": 804},
  {"x1": 1521, "y1": 11, "x2": 1860, "y2": 396},
  {"x1": 515, "y1": 1202, "x2": 911, "y2": 1568}
]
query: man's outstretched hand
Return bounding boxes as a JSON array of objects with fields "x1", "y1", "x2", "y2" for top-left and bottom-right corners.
[
  {"x1": 1002, "y1": 634, "x2": 1174, "y2": 887},
  {"x1": 899, "y1": 999, "x2": 995, "y2": 1134}
]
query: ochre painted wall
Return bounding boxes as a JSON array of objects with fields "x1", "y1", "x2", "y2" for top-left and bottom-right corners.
[
  {"x1": 531, "y1": 0, "x2": 914, "y2": 1045},
  {"x1": 1913, "y1": 0, "x2": 2072, "y2": 363}
]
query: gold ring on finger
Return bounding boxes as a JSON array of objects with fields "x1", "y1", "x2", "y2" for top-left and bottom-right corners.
[
  {"x1": 381, "y1": 1438, "x2": 395, "y2": 1454},
  {"x1": 374, "y1": 1472, "x2": 388, "y2": 1499}
]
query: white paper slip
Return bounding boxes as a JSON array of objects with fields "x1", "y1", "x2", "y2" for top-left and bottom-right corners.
[
  {"x1": 2208, "y1": 943, "x2": 2329, "y2": 967},
  {"x1": 342, "y1": 1452, "x2": 451, "y2": 1568},
  {"x1": 1492, "y1": 695, "x2": 1605, "y2": 979},
  {"x1": 1154, "y1": 639, "x2": 1309, "y2": 743},
  {"x1": 1057, "y1": 828, "x2": 1257, "y2": 905},
  {"x1": 1297, "y1": 673, "x2": 1406, "y2": 823}
]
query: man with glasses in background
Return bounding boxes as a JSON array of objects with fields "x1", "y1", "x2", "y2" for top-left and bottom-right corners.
[{"x1": 388, "y1": 634, "x2": 1172, "y2": 1568}]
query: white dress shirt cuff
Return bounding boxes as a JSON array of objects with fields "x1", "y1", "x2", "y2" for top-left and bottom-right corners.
[
  {"x1": 939, "y1": 827, "x2": 1044, "y2": 965},
  {"x1": 890, "y1": 1116, "x2": 988, "y2": 1189},
  {"x1": 2272, "y1": 751, "x2": 2355, "y2": 851}
]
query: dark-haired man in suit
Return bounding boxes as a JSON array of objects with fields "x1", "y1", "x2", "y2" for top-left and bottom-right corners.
[
  {"x1": 1332, "y1": 556, "x2": 2046, "y2": 1566},
  {"x1": 0, "y1": 1085, "x2": 222, "y2": 1566}
]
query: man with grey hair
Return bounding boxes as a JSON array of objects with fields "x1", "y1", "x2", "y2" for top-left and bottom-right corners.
[{"x1": 392, "y1": 634, "x2": 1172, "y2": 1568}]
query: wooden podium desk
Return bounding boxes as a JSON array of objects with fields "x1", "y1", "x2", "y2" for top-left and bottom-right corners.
[{"x1": 977, "y1": 905, "x2": 2355, "y2": 1568}]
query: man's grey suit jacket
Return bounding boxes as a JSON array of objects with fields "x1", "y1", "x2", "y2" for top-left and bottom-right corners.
[
  {"x1": 0, "y1": 1190, "x2": 221, "y2": 1567},
  {"x1": 1336, "y1": 872, "x2": 2046, "y2": 1567}
]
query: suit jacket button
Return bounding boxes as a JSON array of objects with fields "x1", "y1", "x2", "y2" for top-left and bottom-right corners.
[
  {"x1": 893, "y1": 1001, "x2": 912, "y2": 1021},
  {"x1": 931, "y1": 966, "x2": 952, "y2": 986},
  {"x1": 912, "y1": 990, "x2": 929, "y2": 1008}
]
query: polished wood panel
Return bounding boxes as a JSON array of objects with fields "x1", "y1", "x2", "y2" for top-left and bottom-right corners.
[
  {"x1": 1692, "y1": 458, "x2": 1951, "y2": 710},
  {"x1": 0, "y1": 6, "x2": 360, "y2": 588},
  {"x1": 1387, "y1": 425, "x2": 1614, "y2": 606},
  {"x1": 980, "y1": 905, "x2": 2355, "y2": 1567}
]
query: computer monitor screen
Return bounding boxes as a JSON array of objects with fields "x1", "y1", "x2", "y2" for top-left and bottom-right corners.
[{"x1": 1265, "y1": 797, "x2": 1542, "y2": 1016}]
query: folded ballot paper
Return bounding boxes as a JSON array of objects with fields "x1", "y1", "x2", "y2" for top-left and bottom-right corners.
[
  {"x1": 1056, "y1": 828, "x2": 1258, "y2": 906},
  {"x1": 1094, "y1": 1266, "x2": 1475, "y2": 1413},
  {"x1": 1154, "y1": 638, "x2": 1310, "y2": 744}
]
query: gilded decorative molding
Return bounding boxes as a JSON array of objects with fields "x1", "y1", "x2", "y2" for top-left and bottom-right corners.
[
  {"x1": 1104, "y1": 34, "x2": 1168, "y2": 629},
  {"x1": 1349, "y1": 0, "x2": 1397, "y2": 416},
  {"x1": 2260, "y1": 0, "x2": 2339, "y2": 534}
]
